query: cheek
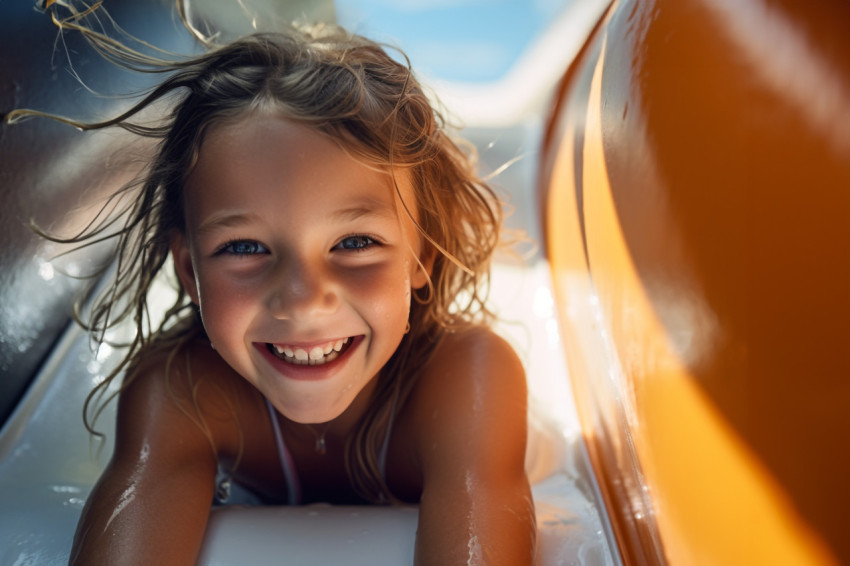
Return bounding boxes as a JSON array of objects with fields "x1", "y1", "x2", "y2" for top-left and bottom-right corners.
[
  {"x1": 381, "y1": 270, "x2": 414, "y2": 330},
  {"x1": 349, "y1": 264, "x2": 413, "y2": 324},
  {"x1": 194, "y1": 270, "x2": 257, "y2": 337}
]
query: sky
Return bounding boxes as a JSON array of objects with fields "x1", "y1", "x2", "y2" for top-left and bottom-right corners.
[{"x1": 335, "y1": 0, "x2": 568, "y2": 84}]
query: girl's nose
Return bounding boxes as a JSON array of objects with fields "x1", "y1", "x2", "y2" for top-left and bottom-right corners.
[{"x1": 268, "y1": 259, "x2": 338, "y2": 320}]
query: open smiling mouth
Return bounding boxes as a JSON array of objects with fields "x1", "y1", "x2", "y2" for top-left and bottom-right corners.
[{"x1": 267, "y1": 337, "x2": 354, "y2": 366}]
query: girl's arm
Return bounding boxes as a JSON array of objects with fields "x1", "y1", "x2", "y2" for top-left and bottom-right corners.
[
  {"x1": 412, "y1": 328, "x2": 537, "y2": 565},
  {"x1": 69, "y1": 350, "x2": 225, "y2": 566}
]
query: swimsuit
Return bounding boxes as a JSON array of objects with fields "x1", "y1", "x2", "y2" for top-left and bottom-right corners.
[{"x1": 214, "y1": 396, "x2": 396, "y2": 506}]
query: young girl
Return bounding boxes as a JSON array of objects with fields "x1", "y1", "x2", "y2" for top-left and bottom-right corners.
[{"x1": 9, "y1": 10, "x2": 535, "y2": 566}]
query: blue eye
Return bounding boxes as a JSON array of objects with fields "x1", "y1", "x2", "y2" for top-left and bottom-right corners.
[
  {"x1": 218, "y1": 240, "x2": 268, "y2": 256},
  {"x1": 335, "y1": 235, "x2": 378, "y2": 251}
]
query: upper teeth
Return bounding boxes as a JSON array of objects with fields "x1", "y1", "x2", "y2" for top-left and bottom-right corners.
[{"x1": 272, "y1": 338, "x2": 351, "y2": 365}]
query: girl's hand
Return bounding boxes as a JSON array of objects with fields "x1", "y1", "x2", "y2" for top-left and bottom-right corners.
[{"x1": 411, "y1": 328, "x2": 536, "y2": 565}]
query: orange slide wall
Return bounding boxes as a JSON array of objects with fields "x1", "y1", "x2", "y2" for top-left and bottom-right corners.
[{"x1": 540, "y1": 1, "x2": 850, "y2": 563}]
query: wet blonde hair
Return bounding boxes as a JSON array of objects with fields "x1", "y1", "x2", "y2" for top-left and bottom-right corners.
[{"x1": 8, "y1": 7, "x2": 502, "y2": 503}]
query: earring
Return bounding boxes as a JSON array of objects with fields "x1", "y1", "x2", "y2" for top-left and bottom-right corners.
[{"x1": 210, "y1": 341, "x2": 216, "y2": 350}]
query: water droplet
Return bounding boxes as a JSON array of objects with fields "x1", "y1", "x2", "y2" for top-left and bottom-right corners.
[{"x1": 38, "y1": 261, "x2": 55, "y2": 281}]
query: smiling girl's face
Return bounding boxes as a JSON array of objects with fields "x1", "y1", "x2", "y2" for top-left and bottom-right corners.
[{"x1": 171, "y1": 114, "x2": 432, "y2": 424}]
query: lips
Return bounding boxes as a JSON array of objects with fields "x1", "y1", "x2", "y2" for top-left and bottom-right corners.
[{"x1": 266, "y1": 337, "x2": 353, "y2": 366}]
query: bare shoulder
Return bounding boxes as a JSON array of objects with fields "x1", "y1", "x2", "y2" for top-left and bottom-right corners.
[
  {"x1": 408, "y1": 326, "x2": 528, "y2": 474},
  {"x1": 414, "y1": 325, "x2": 526, "y2": 410},
  {"x1": 116, "y1": 336, "x2": 261, "y2": 465},
  {"x1": 70, "y1": 337, "x2": 265, "y2": 564}
]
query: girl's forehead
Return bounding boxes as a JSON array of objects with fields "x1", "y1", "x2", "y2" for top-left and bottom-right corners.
[
  {"x1": 185, "y1": 113, "x2": 421, "y2": 224},
  {"x1": 197, "y1": 113, "x2": 398, "y2": 180}
]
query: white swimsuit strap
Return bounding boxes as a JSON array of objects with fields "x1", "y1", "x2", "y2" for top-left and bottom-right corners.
[{"x1": 265, "y1": 398, "x2": 302, "y2": 505}]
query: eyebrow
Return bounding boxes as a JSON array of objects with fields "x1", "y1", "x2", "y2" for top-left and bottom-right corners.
[
  {"x1": 330, "y1": 198, "x2": 398, "y2": 223},
  {"x1": 194, "y1": 198, "x2": 398, "y2": 235},
  {"x1": 196, "y1": 211, "x2": 261, "y2": 235}
]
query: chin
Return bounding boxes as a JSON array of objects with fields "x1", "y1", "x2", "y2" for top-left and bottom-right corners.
[{"x1": 270, "y1": 393, "x2": 351, "y2": 425}]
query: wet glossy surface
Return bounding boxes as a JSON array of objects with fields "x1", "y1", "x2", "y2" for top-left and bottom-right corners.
[
  {"x1": 542, "y1": 0, "x2": 850, "y2": 563},
  {"x1": 0, "y1": 0, "x2": 197, "y2": 426}
]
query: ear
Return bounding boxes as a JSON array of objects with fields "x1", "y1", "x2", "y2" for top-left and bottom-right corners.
[
  {"x1": 170, "y1": 232, "x2": 200, "y2": 305},
  {"x1": 411, "y1": 239, "x2": 437, "y2": 290}
]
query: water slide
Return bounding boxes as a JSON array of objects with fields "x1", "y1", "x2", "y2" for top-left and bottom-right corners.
[
  {"x1": 1, "y1": 0, "x2": 847, "y2": 564},
  {"x1": 540, "y1": 1, "x2": 850, "y2": 563}
]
